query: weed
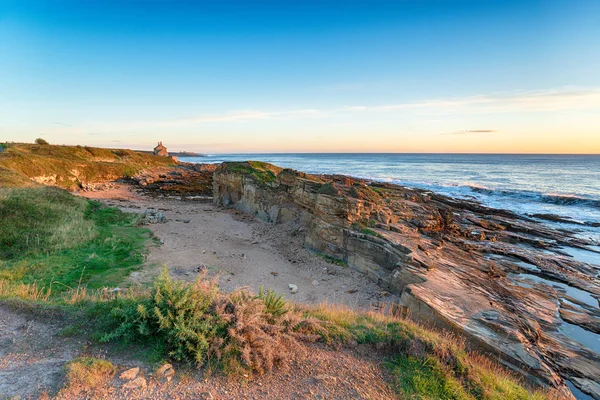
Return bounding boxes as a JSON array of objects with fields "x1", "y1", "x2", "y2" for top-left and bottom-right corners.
[
  {"x1": 316, "y1": 252, "x2": 348, "y2": 267},
  {"x1": 59, "y1": 357, "x2": 116, "y2": 397}
]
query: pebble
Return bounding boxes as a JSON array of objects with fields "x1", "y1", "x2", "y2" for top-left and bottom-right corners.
[
  {"x1": 119, "y1": 367, "x2": 139, "y2": 380},
  {"x1": 288, "y1": 284, "x2": 298, "y2": 294},
  {"x1": 122, "y1": 376, "x2": 147, "y2": 390}
]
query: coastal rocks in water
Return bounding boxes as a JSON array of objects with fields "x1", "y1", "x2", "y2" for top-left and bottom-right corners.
[{"x1": 213, "y1": 161, "x2": 600, "y2": 399}]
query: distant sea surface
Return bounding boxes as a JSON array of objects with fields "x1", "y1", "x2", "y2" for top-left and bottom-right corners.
[{"x1": 182, "y1": 153, "x2": 600, "y2": 242}]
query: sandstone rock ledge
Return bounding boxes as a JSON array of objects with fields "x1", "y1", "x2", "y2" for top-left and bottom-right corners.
[{"x1": 213, "y1": 161, "x2": 600, "y2": 399}]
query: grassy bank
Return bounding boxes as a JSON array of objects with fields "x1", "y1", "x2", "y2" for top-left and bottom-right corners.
[
  {"x1": 0, "y1": 182, "x2": 552, "y2": 399},
  {"x1": 0, "y1": 186, "x2": 151, "y2": 293},
  {"x1": 0, "y1": 142, "x2": 174, "y2": 189}
]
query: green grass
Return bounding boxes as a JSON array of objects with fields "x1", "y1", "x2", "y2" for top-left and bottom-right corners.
[
  {"x1": 305, "y1": 304, "x2": 548, "y2": 400},
  {"x1": 316, "y1": 252, "x2": 348, "y2": 267},
  {"x1": 387, "y1": 355, "x2": 472, "y2": 400},
  {"x1": 0, "y1": 186, "x2": 150, "y2": 293},
  {"x1": 350, "y1": 222, "x2": 384, "y2": 238},
  {"x1": 360, "y1": 227, "x2": 384, "y2": 238},
  {"x1": 222, "y1": 161, "x2": 281, "y2": 185}
]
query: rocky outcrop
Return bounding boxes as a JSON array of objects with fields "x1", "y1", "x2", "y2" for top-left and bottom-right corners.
[
  {"x1": 213, "y1": 161, "x2": 600, "y2": 399},
  {"x1": 130, "y1": 164, "x2": 215, "y2": 198}
]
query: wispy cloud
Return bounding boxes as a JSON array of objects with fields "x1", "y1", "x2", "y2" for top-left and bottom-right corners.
[
  {"x1": 163, "y1": 86, "x2": 600, "y2": 127},
  {"x1": 451, "y1": 129, "x2": 498, "y2": 135},
  {"x1": 41, "y1": 86, "x2": 600, "y2": 135},
  {"x1": 344, "y1": 87, "x2": 600, "y2": 114},
  {"x1": 156, "y1": 109, "x2": 322, "y2": 127}
]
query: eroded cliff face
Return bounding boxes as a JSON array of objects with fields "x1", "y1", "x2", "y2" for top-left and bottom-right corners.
[{"x1": 213, "y1": 162, "x2": 600, "y2": 399}]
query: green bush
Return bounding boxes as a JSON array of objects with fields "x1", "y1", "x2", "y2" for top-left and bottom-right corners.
[
  {"x1": 100, "y1": 268, "x2": 226, "y2": 365},
  {"x1": 100, "y1": 267, "x2": 322, "y2": 374},
  {"x1": 35, "y1": 138, "x2": 49, "y2": 145}
]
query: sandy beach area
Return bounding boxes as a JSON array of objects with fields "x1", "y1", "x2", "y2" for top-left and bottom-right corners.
[{"x1": 80, "y1": 184, "x2": 398, "y2": 309}]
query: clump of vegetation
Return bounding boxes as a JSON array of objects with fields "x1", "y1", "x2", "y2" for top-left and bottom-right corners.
[
  {"x1": 349, "y1": 184, "x2": 382, "y2": 203},
  {"x1": 59, "y1": 357, "x2": 116, "y2": 398},
  {"x1": 35, "y1": 138, "x2": 49, "y2": 145},
  {"x1": 351, "y1": 222, "x2": 384, "y2": 238},
  {"x1": 223, "y1": 161, "x2": 282, "y2": 185},
  {"x1": 316, "y1": 252, "x2": 348, "y2": 266},
  {"x1": 0, "y1": 186, "x2": 150, "y2": 293},
  {"x1": 96, "y1": 267, "x2": 322, "y2": 375},
  {"x1": 307, "y1": 303, "x2": 549, "y2": 400},
  {"x1": 316, "y1": 181, "x2": 340, "y2": 196}
]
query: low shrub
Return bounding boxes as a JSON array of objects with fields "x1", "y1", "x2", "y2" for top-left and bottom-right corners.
[{"x1": 100, "y1": 267, "x2": 323, "y2": 375}]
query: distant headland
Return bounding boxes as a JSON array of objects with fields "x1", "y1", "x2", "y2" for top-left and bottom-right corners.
[{"x1": 137, "y1": 142, "x2": 206, "y2": 158}]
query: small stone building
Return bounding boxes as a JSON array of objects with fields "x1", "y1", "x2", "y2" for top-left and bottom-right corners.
[{"x1": 153, "y1": 142, "x2": 168, "y2": 157}]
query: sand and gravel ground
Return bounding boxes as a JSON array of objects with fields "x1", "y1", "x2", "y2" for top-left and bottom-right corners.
[
  {"x1": 85, "y1": 184, "x2": 397, "y2": 308},
  {"x1": 0, "y1": 184, "x2": 399, "y2": 399}
]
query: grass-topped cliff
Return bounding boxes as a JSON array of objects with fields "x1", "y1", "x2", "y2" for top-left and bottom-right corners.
[
  {"x1": 0, "y1": 171, "x2": 554, "y2": 398},
  {"x1": 0, "y1": 141, "x2": 175, "y2": 189}
]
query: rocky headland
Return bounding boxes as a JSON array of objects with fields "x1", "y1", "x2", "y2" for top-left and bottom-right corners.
[
  {"x1": 212, "y1": 161, "x2": 600, "y2": 399},
  {"x1": 2, "y1": 143, "x2": 599, "y2": 399}
]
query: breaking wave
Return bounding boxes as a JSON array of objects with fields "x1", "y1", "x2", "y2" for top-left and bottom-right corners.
[{"x1": 467, "y1": 186, "x2": 600, "y2": 209}]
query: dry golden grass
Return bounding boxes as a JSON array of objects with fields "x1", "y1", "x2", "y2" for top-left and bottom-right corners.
[
  {"x1": 57, "y1": 357, "x2": 116, "y2": 398},
  {"x1": 0, "y1": 142, "x2": 175, "y2": 189}
]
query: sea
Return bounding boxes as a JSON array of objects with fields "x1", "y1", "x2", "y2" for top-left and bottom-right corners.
[{"x1": 182, "y1": 153, "x2": 600, "y2": 242}]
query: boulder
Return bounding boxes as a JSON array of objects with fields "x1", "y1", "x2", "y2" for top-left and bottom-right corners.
[{"x1": 119, "y1": 367, "x2": 139, "y2": 381}]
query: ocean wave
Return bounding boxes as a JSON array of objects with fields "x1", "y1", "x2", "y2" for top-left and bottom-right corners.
[{"x1": 468, "y1": 186, "x2": 600, "y2": 209}]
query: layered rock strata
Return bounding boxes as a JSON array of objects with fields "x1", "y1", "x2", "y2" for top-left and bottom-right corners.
[{"x1": 213, "y1": 161, "x2": 600, "y2": 399}]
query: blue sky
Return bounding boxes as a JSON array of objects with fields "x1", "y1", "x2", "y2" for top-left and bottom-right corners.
[{"x1": 1, "y1": 0, "x2": 599, "y2": 153}]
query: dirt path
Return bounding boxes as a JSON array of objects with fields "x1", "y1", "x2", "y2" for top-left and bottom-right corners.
[
  {"x1": 0, "y1": 302, "x2": 397, "y2": 400},
  {"x1": 0, "y1": 303, "x2": 81, "y2": 398}
]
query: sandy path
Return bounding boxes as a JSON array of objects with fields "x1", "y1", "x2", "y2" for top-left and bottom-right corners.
[{"x1": 84, "y1": 185, "x2": 397, "y2": 309}]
